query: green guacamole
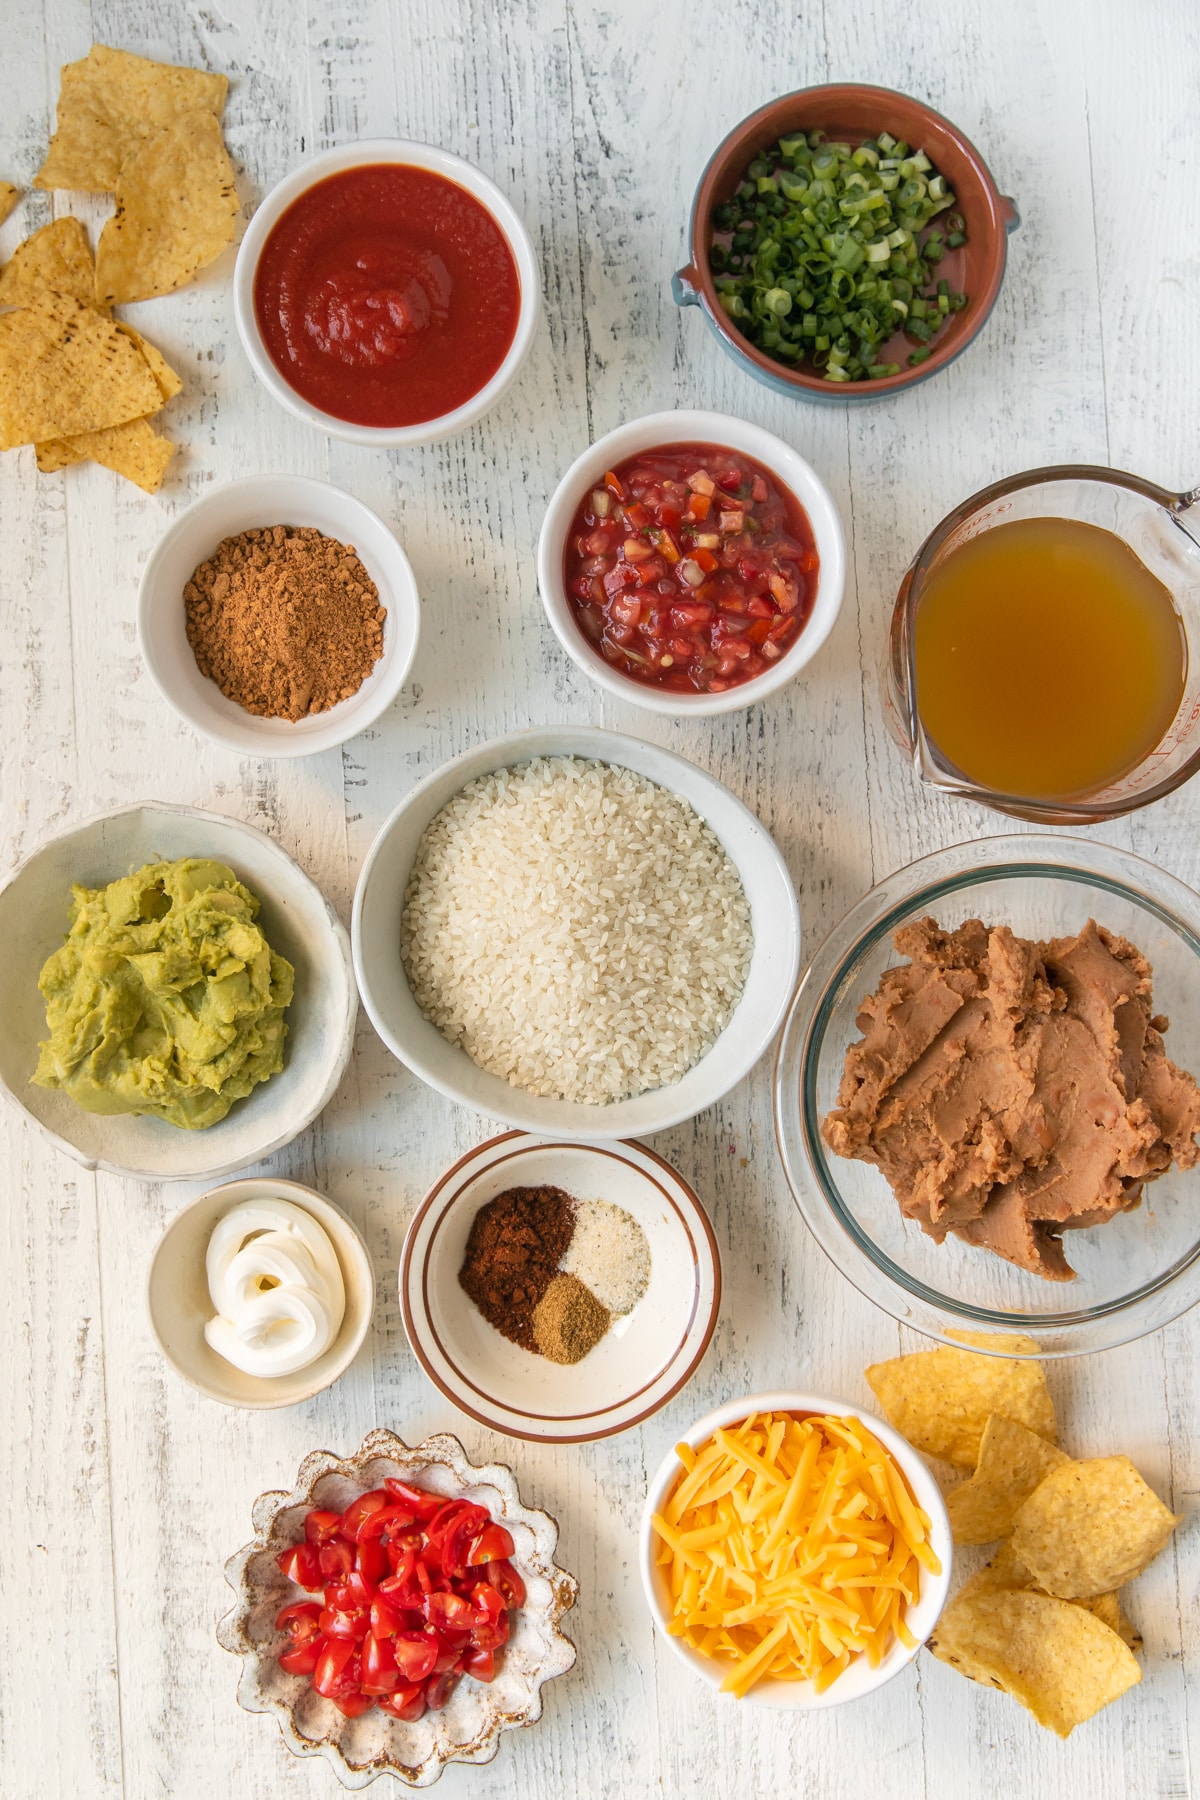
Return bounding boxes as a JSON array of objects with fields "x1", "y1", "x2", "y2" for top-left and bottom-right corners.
[{"x1": 33, "y1": 857, "x2": 295, "y2": 1130}]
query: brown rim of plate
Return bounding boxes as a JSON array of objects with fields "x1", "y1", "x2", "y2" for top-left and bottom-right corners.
[
  {"x1": 400, "y1": 1130, "x2": 722, "y2": 1444},
  {"x1": 681, "y1": 82, "x2": 1018, "y2": 397}
]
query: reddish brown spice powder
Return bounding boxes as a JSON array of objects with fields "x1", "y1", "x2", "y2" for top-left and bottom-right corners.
[
  {"x1": 184, "y1": 524, "x2": 386, "y2": 721},
  {"x1": 458, "y1": 1186, "x2": 577, "y2": 1352}
]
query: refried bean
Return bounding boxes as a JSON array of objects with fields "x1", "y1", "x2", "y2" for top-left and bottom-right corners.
[{"x1": 183, "y1": 524, "x2": 386, "y2": 721}]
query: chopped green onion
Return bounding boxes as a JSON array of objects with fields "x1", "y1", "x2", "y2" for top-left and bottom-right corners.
[{"x1": 705, "y1": 127, "x2": 969, "y2": 382}]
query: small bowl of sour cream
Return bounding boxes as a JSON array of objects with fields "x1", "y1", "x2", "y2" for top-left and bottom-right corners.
[{"x1": 147, "y1": 1176, "x2": 375, "y2": 1408}]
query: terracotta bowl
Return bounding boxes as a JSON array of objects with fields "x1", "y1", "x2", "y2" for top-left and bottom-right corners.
[
  {"x1": 217, "y1": 1429, "x2": 578, "y2": 1789},
  {"x1": 674, "y1": 83, "x2": 1019, "y2": 403}
]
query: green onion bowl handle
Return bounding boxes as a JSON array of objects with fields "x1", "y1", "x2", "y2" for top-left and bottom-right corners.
[{"x1": 672, "y1": 265, "x2": 702, "y2": 307}]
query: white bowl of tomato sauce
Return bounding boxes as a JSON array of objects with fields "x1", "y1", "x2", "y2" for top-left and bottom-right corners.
[
  {"x1": 233, "y1": 140, "x2": 540, "y2": 446},
  {"x1": 538, "y1": 411, "x2": 846, "y2": 715}
]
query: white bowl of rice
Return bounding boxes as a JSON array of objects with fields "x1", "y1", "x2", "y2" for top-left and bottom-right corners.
[{"x1": 351, "y1": 727, "x2": 801, "y2": 1136}]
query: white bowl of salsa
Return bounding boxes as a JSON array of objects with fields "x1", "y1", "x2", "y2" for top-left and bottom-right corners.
[
  {"x1": 233, "y1": 140, "x2": 541, "y2": 446},
  {"x1": 537, "y1": 411, "x2": 846, "y2": 715}
]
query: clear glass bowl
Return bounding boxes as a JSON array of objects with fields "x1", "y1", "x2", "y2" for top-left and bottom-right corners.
[
  {"x1": 774, "y1": 836, "x2": 1200, "y2": 1357},
  {"x1": 883, "y1": 466, "x2": 1200, "y2": 824}
]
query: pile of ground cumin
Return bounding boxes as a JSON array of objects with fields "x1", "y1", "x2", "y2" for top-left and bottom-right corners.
[{"x1": 184, "y1": 523, "x2": 386, "y2": 720}]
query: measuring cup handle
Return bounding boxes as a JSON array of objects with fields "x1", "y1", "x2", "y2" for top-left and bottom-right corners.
[{"x1": 1171, "y1": 486, "x2": 1200, "y2": 543}]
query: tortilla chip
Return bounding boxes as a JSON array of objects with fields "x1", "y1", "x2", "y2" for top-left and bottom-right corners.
[
  {"x1": 955, "y1": 1541, "x2": 1137, "y2": 1642},
  {"x1": 0, "y1": 182, "x2": 18, "y2": 225},
  {"x1": 115, "y1": 324, "x2": 182, "y2": 402},
  {"x1": 1075, "y1": 1589, "x2": 1143, "y2": 1654},
  {"x1": 35, "y1": 44, "x2": 228, "y2": 192},
  {"x1": 0, "y1": 293, "x2": 163, "y2": 448},
  {"x1": 946, "y1": 1330, "x2": 1043, "y2": 1356},
  {"x1": 95, "y1": 112, "x2": 238, "y2": 304},
  {"x1": 865, "y1": 1345, "x2": 1058, "y2": 1470},
  {"x1": 36, "y1": 418, "x2": 174, "y2": 492},
  {"x1": 947, "y1": 1415, "x2": 1072, "y2": 1545},
  {"x1": 1011, "y1": 1456, "x2": 1180, "y2": 1599},
  {"x1": 928, "y1": 1586, "x2": 1141, "y2": 1736},
  {"x1": 0, "y1": 217, "x2": 95, "y2": 306}
]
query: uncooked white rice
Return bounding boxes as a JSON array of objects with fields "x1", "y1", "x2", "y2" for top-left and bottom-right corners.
[{"x1": 400, "y1": 756, "x2": 753, "y2": 1104}]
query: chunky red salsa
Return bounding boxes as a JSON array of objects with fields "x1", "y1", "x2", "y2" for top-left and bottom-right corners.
[
  {"x1": 253, "y1": 164, "x2": 521, "y2": 428},
  {"x1": 563, "y1": 444, "x2": 819, "y2": 693}
]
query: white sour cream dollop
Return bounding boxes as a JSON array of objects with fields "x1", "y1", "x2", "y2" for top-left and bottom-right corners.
[{"x1": 204, "y1": 1198, "x2": 346, "y2": 1378}]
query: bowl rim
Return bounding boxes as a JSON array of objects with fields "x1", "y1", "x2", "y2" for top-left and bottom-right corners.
[
  {"x1": 678, "y1": 81, "x2": 1018, "y2": 401},
  {"x1": 536, "y1": 408, "x2": 847, "y2": 717},
  {"x1": 398, "y1": 1129, "x2": 722, "y2": 1443},
  {"x1": 232, "y1": 138, "x2": 541, "y2": 447},
  {"x1": 774, "y1": 832, "x2": 1200, "y2": 1355},
  {"x1": 350, "y1": 724, "x2": 802, "y2": 1136},
  {"x1": 136, "y1": 473, "x2": 421, "y2": 758},
  {"x1": 146, "y1": 1175, "x2": 376, "y2": 1409},
  {"x1": 0, "y1": 800, "x2": 357, "y2": 1181},
  {"x1": 638, "y1": 1388, "x2": 953, "y2": 1706}
]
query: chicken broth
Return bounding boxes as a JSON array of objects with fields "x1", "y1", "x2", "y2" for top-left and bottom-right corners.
[{"x1": 913, "y1": 516, "x2": 1186, "y2": 801}]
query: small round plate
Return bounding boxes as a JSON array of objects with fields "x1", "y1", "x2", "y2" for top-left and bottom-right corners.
[{"x1": 401, "y1": 1132, "x2": 721, "y2": 1443}]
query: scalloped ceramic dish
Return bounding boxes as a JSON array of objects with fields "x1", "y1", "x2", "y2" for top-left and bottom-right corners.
[{"x1": 217, "y1": 1428, "x2": 578, "y2": 1788}]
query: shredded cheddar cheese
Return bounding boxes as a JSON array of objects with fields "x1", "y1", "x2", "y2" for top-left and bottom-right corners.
[{"x1": 651, "y1": 1411, "x2": 940, "y2": 1697}]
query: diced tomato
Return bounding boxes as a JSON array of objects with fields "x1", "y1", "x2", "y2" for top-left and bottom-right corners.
[
  {"x1": 275, "y1": 1479, "x2": 525, "y2": 1721},
  {"x1": 312, "y1": 1637, "x2": 357, "y2": 1698},
  {"x1": 276, "y1": 1602, "x2": 323, "y2": 1641},
  {"x1": 318, "y1": 1539, "x2": 355, "y2": 1579},
  {"x1": 466, "y1": 1525, "x2": 514, "y2": 1567},
  {"x1": 603, "y1": 469, "x2": 625, "y2": 501},
  {"x1": 320, "y1": 1606, "x2": 370, "y2": 1641},
  {"x1": 326, "y1": 1571, "x2": 373, "y2": 1612},
  {"x1": 304, "y1": 1510, "x2": 344, "y2": 1545},
  {"x1": 357, "y1": 1502, "x2": 422, "y2": 1544},
  {"x1": 461, "y1": 1647, "x2": 496, "y2": 1682},
  {"x1": 392, "y1": 1631, "x2": 438, "y2": 1682},
  {"x1": 279, "y1": 1638, "x2": 322, "y2": 1676},
  {"x1": 331, "y1": 1690, "x2": 374, "y2": 1718},
  {"x1": 383, "y1": 1480, "x2": 443, "y2": 1523},
  {"x1": 360, "y1": 1631, "x2": 401, "y2": 1695},
  {"x1": 356, "y1": 1538, "x2": 389, "y2": 1585},
  {"x1": 379, "y1": 1549, "x2": 421, "y2": 1603},
  {"x1": 624, "y1": 501, "x2": 651, "y2": 530},
  {"x1": 469, "y1": 1611, "x2": 510, "y2": 1652},
  {"x1": 276, "y1": 1543, "x2": 322, "y2": 1589},
  {"x1": 339, "y1": 1490, "x2": 390, "y2": 1542},
  {"x1": 369, "y1": 1594, "x2": 403, "y2": 1639},
  {"x1": 486, "y1": 1560, "x2": 526, "y2": 1609},
  {"x1": 378, "y1": 1682, "x2": 426, "y2": 1722},
  {"x1": 425, "y1": 1671, "x2": 461, "y2": 1712}
]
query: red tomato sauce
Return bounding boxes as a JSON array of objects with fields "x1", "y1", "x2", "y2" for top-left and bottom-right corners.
[
  {"x1": 253, "y1": 164, "x2": 521, "y2": 428},
  {"x1": 563, "y1": 444, "x2": 820, "y2": 694}
]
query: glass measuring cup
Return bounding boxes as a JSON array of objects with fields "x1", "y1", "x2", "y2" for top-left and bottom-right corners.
[{"x1": 885, "y1": 465, "x2": 1200, "y2": 824}]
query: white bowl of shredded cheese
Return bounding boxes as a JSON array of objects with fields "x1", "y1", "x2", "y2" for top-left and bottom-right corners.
[{"x1": 639, "y1": 1390, "x2": 952, "y2": 1706}]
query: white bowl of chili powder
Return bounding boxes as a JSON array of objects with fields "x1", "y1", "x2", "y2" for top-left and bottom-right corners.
[
  {"x1": 538, "y1": 410, "x2": 846, "y2": 716},
  {"x1": 138, "y1": 474, "x2": 420, "y2": 757}
]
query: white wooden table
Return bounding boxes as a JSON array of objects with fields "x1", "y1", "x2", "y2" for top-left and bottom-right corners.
[{"x1": 2, "y1": 2, "x2": 1198, "y2": 1795}]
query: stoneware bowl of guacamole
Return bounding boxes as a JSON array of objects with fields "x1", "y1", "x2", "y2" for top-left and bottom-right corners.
[{"x1": 0, "y1": 804, "x2": 357, "y2": 1180}]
